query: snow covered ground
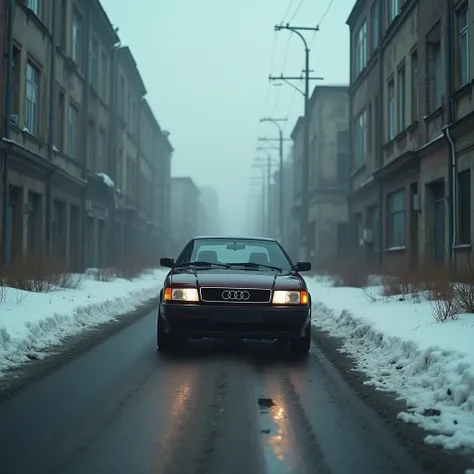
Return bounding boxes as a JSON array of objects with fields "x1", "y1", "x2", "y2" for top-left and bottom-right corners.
[
  {"x1": 307, "y1": 275, "x2": 474, "y2": 458},
  {"x1": 0, "y1": 268, "x2": 167, "y2": 376}
]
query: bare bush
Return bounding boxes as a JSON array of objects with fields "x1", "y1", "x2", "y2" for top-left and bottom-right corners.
[
  {"x1": 362, "y1": 284, "x2": 380, "y2": 302},
  {"x1": 321, "y1": 255, "x2": 370, "y2": 288},
  {"x1": 0, "y1": 254, "x2": 77, "y2": 293},
  {"x1": 94, "y1": 267, "x2": 116, "y2": 282},
  {"x1": 431, "y1": 294, "x2": 460, "y2": 322},
  {"x1": 113, "y1": 257, "x2": 147, "y2": 280}
]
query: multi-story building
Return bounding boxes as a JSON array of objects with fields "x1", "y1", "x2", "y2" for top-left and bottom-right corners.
[
  {"x1": 0, "y1": 0, "x2": 172, "y2": 270},
  {"x1": 307, "y1": 85, "x2": 350, "y2": 265},
  {"x1": 198, "y1": 186, "x2": 220, "y2": 236},
  {"x1": 348, "y1": 0, "x2": 473, "y2": 271},
  {"x1": 170, "y1": 177, "x2": 200, "y2": 255},
  {"x1": 290, "y1": 116, "x2": 304, "y2": 260},
  {"x1": 0, "y1": 0, "x2": 7, "y2": 262}
]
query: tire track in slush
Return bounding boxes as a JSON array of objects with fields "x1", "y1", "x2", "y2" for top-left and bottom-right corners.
[{"x1": 194, "y1": 359, "x2": 264, "y2": 474}]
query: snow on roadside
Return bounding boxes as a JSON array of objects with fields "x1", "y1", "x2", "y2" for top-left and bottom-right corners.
[
  {"x1": 0, "y1": 269, "x2": 167, "y2": 375},
  {"x1": 306, "y1": 276, "x2": 474, "y2": 455}
]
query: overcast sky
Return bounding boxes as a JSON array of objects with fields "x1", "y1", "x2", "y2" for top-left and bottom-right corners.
[{"x1": 100, "y1": 0, "x2": 354, "y2": 234}]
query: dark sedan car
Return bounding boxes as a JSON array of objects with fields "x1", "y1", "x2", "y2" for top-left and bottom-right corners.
[{"x1": 157, "y1": 236, "x2": 312, "y2": 355}]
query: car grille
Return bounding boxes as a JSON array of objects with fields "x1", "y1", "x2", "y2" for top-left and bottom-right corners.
[{"x1": 200, "y1": 287, "x2": 272, "y2": 303}]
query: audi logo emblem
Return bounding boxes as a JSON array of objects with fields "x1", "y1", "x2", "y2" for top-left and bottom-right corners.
[{"x1": 222, "y1": 290, "x2": 251, "y2": 301}]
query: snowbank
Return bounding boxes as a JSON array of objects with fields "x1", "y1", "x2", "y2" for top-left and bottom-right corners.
[
  {"x1": 0, "y1": 269, "x2": 167, "y2": 375},
  {"x1": 307, "y1": 276, "x2": 474, "y2": 453}
]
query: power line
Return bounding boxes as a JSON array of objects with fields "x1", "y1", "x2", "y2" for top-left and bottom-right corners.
[
  {"x1": 310, "y1": 0, "x2": 335, "y2": 47},
  {"x1": 288, "y1": 0, "x2": 305, "y2": 23},
  {"x1": 281, "y1": 0, "x2": 297, "y2": 24},
  {"x1": 264, "y1": 31, "x2": 278, "y2": 113}
]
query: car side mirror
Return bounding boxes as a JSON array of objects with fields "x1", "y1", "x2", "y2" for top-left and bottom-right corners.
[
  {"x1": 160, "y1": 257, "x2": 175, "y2": 268},
  {"x1": 295, "y1": 261, "x2": 311, "y2": 272}
]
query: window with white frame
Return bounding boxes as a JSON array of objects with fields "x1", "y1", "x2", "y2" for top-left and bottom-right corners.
[
  {"x1": 387, "y1": 188, "x2": 405, "y2": 248},
  {"x1": 355, "y1": 21, "x2": 367, "y2": 75},
  {"x1": 25, "y1": 62, "x2": 40, "y2": 135},
  {"x1": 387, "y1": 79, "x2": 395, "y2": 140},
  {"x1": 389, "y1": 0, "x2": 399, "y2": 23},
  {"x1": 371, "y1": 1, "x2": 379, "y2": 52},
  {"x1": 397, "y1": 65, "x2": 406, "y2": 132},
  {"x1": 67, "y1": 104, "x2": 78, "y2": 158},
  {"x1": 355, "y1": 109, "x2": 367, "y2": 168},
  {"x1": 458, "y1": 7, "x2": 469, "y2": 86},
  {"x1": 27, "y1": 0, "x2": 41, "y2": 16}
]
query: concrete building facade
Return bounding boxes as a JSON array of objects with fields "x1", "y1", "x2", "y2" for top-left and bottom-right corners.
[
  {"x1": 170, "y1": 177, "x2": 200, "y2": 256},
  {"x1": 290, "y1": 86, "x2": 350, "y2": 267},
  {"x1": 0, "y1": 0, "x2": 172, "y2": 270},
  {"x1": 347, "y1": 0, "x2": 474, "y2": 271}
]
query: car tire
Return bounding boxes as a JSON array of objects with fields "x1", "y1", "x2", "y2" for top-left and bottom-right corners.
[
  {"x1": 157, "y1": 312, "x2": 175, "y2": 353},
  {"x1": 290, "y1": 324, "x2": 310, "y2": 356}
]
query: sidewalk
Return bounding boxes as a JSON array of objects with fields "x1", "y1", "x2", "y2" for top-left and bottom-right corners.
[
  {"x1": 0, "y1": 268, "x2": 167, "y2": 375},
  {"x1": 306, "y1": 275, "x2": 474, "y2": 453}
]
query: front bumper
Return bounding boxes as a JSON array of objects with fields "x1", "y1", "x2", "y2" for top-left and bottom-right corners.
[{"x1": 159, "y1": 302, "x2": 311, "y2": 340}]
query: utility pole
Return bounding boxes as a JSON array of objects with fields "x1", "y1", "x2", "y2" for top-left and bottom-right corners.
[
  {"x1": 273, "y1": 23, "x2": 320, "y2": 261},
  {"x1": 259, "y1": 119, "x2": 287, "y2": 242},
  {"x1": 253, "y1": 155, "x2": 277, "y2": 237},
  {"x1": 249, "y1": 173, "x2": 266, "y2": 235},
  {"x1": 2, "y1": 0, "x2": 14, "y2": 264}
]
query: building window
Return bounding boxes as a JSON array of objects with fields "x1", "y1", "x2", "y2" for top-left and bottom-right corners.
[
  {"x1": 56, "y1": 91, "x2": 65, "y2": 151},
  {"x1": 397, "y1": 64, "x2": 406, "y2": 132},
  {"x1": 355, "y1": 109, "x2": 367, "y2": 168},
  {"x1": 371, "y1": 1, "x2": 379, "y2": 52},
  {"x1": 458, "y1": 170, "x2": 471, "y2": 245},
  {"x1": 25, "y1": 62, "x2": 40, "y2": 136},
  {"x1": 387, "y1": 79, "x2": 395, "y2": 140},
  {"x1": 389, "y1": 0, "x2": 399, "y2": 23},
  {"x1": 27, "y1": 0, "x2": 41, "y2": 17},
  {"x1": 12, "y1": 47, "x2": 21, "y2": 118},
  {"x1": 337, "y1": 130, "x2": 349, "y2": 180},
  {"x1": 355, "y1": 21, "x2": 367, "y2": 75},
  {"x1": 119, "y1": 77, "x2": 125, "y2": 115},
  {"x1": 98, "y1": 130, "x2": 107, "y2": 172},
  {"x1": 367, "y1": 205, "x2": 380, "y2": 250},
  {"x1": 458, "y1": 7, "x2": 469, "y2": 87},
  {"x1": 59, "y1": 0, "x2": 67, "y2": 50},
  {"x1": 90, "y1": 38, "x2": 99, "y2": 90},
  {"x1": 88, "y1": 120, "x2": 95, "y2": 169},
  {"x1": 411, "y1": 50, "x2": 418, "y2": 122},
  {"x1": 387, "y1": 189, "x2": 405, "y2": 248},
  {"x1": 71, "y1": 10, "x2": 84, "y2": 68},
  {"x1": 429, "y1": 41, "x2": 442, "y2": 110},
  {"x1": 100, "y1": 51, "x2": 108, "y2": 100},
  {"x1": 67, "y1": 104, "x2": 78, "y2": 158}
]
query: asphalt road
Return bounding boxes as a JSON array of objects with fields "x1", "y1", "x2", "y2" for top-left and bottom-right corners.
[{"x1": 0, "y1": 309, "x2": 471, "y2": 474}]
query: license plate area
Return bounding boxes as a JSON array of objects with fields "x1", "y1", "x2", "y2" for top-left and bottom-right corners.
[{"x1": 210, "y1": 308, "x2": 263, "y2": 323}]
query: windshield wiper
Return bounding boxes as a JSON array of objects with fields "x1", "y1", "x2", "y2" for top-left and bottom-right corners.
[
  {"x1": 228, "y1": 262, "x2": 282, "y2": 272},
  {"x1": 175, "y1": 261, "x2": 230, "y2": 268}
]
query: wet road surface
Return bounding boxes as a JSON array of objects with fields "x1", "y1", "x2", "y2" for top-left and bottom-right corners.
[{"x1": 0, "y1": 310, "x2": 461, "y2": 474}]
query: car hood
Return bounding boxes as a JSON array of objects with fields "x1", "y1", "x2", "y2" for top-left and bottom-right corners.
[{"x1": 168, "y1": 268, "x2": 303, "y2": 290}]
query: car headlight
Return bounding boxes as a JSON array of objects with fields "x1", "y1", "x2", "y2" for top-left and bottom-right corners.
[
  {"x1": 164, "y1": 287, "x2": 200, "y2": 302},
  {"x1": 272, "y1": 290, "x2": 309, "y2": 305}
]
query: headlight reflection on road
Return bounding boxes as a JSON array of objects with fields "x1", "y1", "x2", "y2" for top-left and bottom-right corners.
[
  {"x1": 266, "y1": 397, "x2": 288, "y2": 463},
  {"x1": 155, "y1": 372, "x2": 196, "y2": 465}
]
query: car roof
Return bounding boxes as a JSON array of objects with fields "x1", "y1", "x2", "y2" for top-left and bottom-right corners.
[{"x1": 193, "y1": 236, "x2": 277, "y2": 242}]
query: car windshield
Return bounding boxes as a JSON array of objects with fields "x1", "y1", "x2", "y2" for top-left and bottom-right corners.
[{"x1": 175, "y1": 238, "x2": 294, "y2": 271}]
